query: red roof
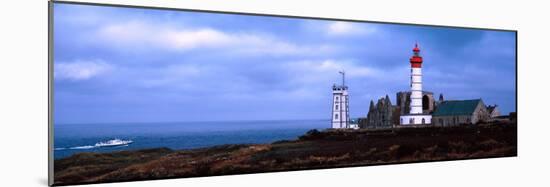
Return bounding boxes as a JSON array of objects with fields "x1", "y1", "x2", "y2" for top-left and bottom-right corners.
[
  {"x1": 410, "y1": 56, "x2": 423, "y2": 63},
  {"x1": 410, "y1": 43, "x2": 422, "y2": 66},
  {"x1": 413, "y1": 43, "x2": 420, "y2": 52}
]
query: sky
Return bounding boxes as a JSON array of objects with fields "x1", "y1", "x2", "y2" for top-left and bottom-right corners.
[{"x1": 53, "y1": 3, "x2": 516, "y2": 124}]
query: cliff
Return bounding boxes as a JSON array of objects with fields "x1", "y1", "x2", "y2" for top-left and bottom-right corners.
[{"x1": 54, "y1": 121, "x2": 516, "y2": 186}]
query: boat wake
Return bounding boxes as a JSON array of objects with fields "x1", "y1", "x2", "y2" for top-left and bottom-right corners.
[{"x1": 55, "y1": 139, "x2": 133, "y2": 151}]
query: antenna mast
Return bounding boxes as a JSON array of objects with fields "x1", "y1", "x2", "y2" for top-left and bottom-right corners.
[{"x1": 339, "y1": 70, "x2": 345, "y2": 87}]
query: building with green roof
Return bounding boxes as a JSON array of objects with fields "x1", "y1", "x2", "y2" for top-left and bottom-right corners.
[{"x1": 432, "y1": 99, "x2": 490, "y2": 126}]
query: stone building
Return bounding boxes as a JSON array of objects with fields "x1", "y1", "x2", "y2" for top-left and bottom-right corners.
[
  {"x1": 432, "y1": 99, "x2": 490, "y2": 126},
  {"x1": 361, "y1": 95, "x2": 396, "y2": 128},
  {"x1": 359, "y1": 92, "x2": 439, "y2": 128},
  {"x1": 354, "y1": 44, "x2": 502, "y2": 128},
  {"x1": 486, "y1": 105, "x2": 501, "y2": 118},
  {"x1": 396, "y1": 91, "x2": 437, "y2": 115}
]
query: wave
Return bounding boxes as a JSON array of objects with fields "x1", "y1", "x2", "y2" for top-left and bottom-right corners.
[{"x1": 55, "y1": 139, "x2": 133, "y2": 151}]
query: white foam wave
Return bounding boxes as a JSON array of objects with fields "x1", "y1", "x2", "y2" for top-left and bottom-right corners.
[
  {"x1": 55, "y1": 139, "x2": 133, "y2": 151},
  {"x1": 71, "y1": 145, "x2": 96, "y2": 150}
]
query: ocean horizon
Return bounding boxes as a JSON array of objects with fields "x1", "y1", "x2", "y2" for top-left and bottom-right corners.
[{"x1": 54, "y1": 119, "x2": 329, "y2": 159}]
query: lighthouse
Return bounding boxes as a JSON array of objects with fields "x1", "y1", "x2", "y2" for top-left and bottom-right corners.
[
  {"x1": 410, "y1": 43, "x2": 424, "y2": 115},
  {"x1": 400, "y1": 43, "x2": 432, "y2": 125},
  {"x1": 331, "y1": 71, "x2": 350, "y2": 129}
]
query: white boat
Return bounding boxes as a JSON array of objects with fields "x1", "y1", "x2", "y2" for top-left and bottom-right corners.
[{"x1": 94, "y1": 139, "x2": 133, "y2": 147}]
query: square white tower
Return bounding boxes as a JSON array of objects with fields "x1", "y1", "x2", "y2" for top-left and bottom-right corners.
[{"x1": 332, "y1": 71, "x2": 350, "y2": 129}]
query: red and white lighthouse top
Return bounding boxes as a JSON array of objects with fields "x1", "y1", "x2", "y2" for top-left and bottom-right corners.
[{"x1": 410, "y1": 43, "x2": 423, "y2": 68}]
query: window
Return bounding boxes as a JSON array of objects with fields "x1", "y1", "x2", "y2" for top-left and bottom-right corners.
[
  {"x1": 439, "y1": 118, "x2": 443, "y2": 125},
  {"x1": 401, "y1": 118, "x2": 403, "y2": 124},
  {"x1": 422, "y1": 118, "x2": 425, "y2": 124},
  {"x1": 410, "y1": 118, "x2": 414, "y2": 124},
  {"x1": 336, "y1": 96, "x2": 339, "y2": 101},
  {"x1": 335, "y1": 114, "x2": 339, "y2": 120},
  {"x1": 335, "y1": 105, "x2": 339, "y2": 110},
  {"x1": 422, "y1": 95, "x2": 430, "y2": 110}
]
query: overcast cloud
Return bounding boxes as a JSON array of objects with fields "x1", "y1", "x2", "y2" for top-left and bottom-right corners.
[{"x1": 53, "y1": 4, "x2": 516, "y2": 124}]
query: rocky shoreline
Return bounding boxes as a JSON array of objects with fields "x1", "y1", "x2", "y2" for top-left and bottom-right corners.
[{"x1": 54, "y1": 121, "x2": 516, "y2": 185}]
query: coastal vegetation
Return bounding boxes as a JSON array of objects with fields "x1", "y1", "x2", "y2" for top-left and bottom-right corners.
[{"x1": 54, "y1": 121, "x2": 516, "y2": 185}]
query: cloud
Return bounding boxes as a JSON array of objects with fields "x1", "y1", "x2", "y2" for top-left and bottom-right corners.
[
  {"x1": 54, "y1": 60, "x2": 113, "y2": 81},
  {"x1": 98, "y1": 21, "x2": 235, "y2": 50},
  {"x1": 461, "y1": 31, "x2": 516, "y2": 58},
  {"x1": 96, "y1": 21, "x2": 336, "y2": 56},
  {"x1": 326, "y1": 21, "x2": 376, "y2": 36},
  {"x1": 138, "y1": 64, "x2": 203, "y2": 88},
  {"x1": 53, "y1": 3, "x2": 517, "y2": 123},
  {"x1": 279, "y1": 59, "x2": 385, "y2": 88},
  {"x1": 162, "y1": 29, "x2": 234, "y2": 49},
  {"x1": 292, "y1": 59, "x2": 381, "y2": 77},
  {"x1": 131, "y1": 58, "x2": 386, "y2": 102}
]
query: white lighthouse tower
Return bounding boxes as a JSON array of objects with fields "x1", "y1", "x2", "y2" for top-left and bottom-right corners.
[
  {"x1": 400, "y1": 43, "x2": 432, "y2": 125},
  {"x1": 331, "y1": 71, "x2": 350, "y2": 129}
]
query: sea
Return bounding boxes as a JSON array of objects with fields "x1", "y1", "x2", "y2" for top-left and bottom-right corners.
[{"x1": 54, "y1": 119, "x2": 328, "y2": 159}]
